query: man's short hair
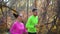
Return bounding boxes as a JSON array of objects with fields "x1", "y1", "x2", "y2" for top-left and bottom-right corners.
[{"x1": 32, "y1": 8, "x2": 37, "y2": 12}]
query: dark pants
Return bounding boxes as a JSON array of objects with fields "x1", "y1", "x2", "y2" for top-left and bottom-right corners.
[{"x1": 28, "y1": 32, "x2": 36, "y2": 34}]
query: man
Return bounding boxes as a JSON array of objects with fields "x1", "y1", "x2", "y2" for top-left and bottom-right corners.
[{"x1": 26, "y1": 8, "x2": 38, "y2": 34}]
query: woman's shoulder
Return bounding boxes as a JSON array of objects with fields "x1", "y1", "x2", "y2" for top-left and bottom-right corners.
[
  {"x1": 12, "y1": 20, "x2": 18, "y2": 26},
  {"x1": 20, "y1": 22, "x2": 24, "y2": 25}
]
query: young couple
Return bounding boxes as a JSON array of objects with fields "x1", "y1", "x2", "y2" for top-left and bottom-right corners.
[{"x1": 10, "y1": 8, "x2": 38, "y2": 34}]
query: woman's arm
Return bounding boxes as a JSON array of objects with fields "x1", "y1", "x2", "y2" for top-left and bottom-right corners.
[
  {"x1": 10, "y1": 23, "x2": 17, "y2": 34},
  {"x1": 24, "y1": 26, "x2": 28, "y2": 34}
]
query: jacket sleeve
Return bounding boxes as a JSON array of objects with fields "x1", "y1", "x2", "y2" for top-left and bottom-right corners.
[
  {"x1": 26, "y1": 17, "x2": 34, "y2": 28},
  {"x1": 10, "y1": 23, "x2": 17, "y2": 34},
  {"x1": 23, "y1": 26, "x2": 28, "y2": 34}
]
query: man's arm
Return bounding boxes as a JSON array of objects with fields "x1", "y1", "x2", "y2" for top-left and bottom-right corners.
[{"x1": 26, "y1": 17, "x2": 34, "y2": 28}]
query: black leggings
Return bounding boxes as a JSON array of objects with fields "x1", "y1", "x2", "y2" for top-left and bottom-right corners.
[{"x1": 28, "y1": 32, "x2": 36, "y2": 34}]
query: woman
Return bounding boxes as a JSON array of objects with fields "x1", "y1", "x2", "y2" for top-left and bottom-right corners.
[{"x1": 10, "y1": 13, "x2": 28, "y2": 34}]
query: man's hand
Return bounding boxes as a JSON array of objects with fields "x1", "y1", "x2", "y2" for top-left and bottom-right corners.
[{"x1": 34, "y1": 24, "x2": 38, "y2": 28}]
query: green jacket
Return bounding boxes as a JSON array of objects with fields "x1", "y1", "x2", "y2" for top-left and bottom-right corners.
[{"x1": 26, "y1": 15, "x2": 38, "y2": 33}]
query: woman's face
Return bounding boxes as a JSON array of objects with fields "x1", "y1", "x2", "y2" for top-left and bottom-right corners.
[{"x1": 18, "y1": 16, "x2": 23, "y2": 21}]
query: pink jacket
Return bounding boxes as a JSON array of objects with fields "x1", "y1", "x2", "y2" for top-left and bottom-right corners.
[{"x1": 10, "y1": 21, "x2": 28, "y2": 34}]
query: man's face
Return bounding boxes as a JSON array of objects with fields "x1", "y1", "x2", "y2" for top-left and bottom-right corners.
[{"x1": 33, "y1": 11, "x2": 38, "y2": 16}]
